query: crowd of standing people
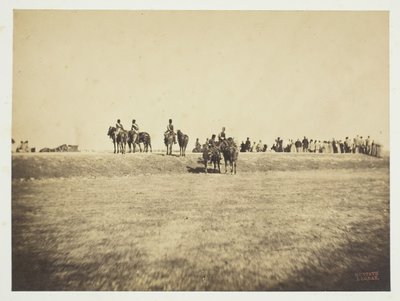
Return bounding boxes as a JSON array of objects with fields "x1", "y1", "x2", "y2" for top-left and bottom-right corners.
[{"x1": 267, "y1": 135, "x2": 381, "y2": 156}]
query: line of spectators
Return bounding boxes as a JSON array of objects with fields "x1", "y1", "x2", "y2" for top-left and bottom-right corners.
[
  {"x1": 240, "y1": 138, "x2": 268, "y2": 152},
  {"x1": 239, "y1": 136, "x2": 383, "y2": 157}
]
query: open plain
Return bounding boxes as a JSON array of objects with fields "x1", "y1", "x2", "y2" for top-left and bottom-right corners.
[{"x1": 12, "y1": 152, "x2": 390, "y2": 291}]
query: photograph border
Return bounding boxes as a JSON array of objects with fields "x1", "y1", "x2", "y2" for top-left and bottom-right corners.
[{"x1": 1, "y1": 1, "x2": 399, "y2": 301}]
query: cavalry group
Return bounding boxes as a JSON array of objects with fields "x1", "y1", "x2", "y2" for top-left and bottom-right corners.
[{"x1": 107, "y1": 119, "x2": 238, "y2": 174}]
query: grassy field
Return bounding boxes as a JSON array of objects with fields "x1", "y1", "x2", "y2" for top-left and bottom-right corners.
[{"x1": 12, "y1": 152, "x2": 390, "y2": 291}]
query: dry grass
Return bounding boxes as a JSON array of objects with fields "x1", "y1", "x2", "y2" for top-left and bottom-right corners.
[{"x1": 12, "y1": 152, "x2": 390, "y2": 291}]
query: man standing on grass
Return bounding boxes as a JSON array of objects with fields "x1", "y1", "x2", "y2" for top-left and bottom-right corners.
[
  {"x1": 295, "y1": 139, "x2": 302, "y2": 153},
  {"x1": 365, "y1": 136, "x2": 371, "y2": 155},
  {"x1": 302, "y1": 136, "x2": 309, "y2": 152}
]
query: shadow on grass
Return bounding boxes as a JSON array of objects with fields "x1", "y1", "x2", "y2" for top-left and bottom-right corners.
[
  {"x1": 153, "y1": 153, "x2": 182, "y2": 157},
  {"x1": 186, "y1": 166, "x2": 221, "y2": 174}
]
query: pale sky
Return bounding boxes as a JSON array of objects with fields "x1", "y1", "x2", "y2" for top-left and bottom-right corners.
[{"x1": 12, "y1": 10, "x2": 389, "y2": 151}]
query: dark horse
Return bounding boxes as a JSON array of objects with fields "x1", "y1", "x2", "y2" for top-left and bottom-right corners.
[
  {"x1": 219, "y1": 138, "x2": 238, "y2": 174},
  {"x1": 127, "y1": 131, "x2": 152, "y2": 153},
  {"x1": 117, "y1": 130, "x2": 128, "y2": 154},
  {"x1": 202, "y1": 144, "x2": 221, "y2": 173},
  {"x1": 107, "y1": 126, "x2": 117, "y2": 153},
  {"x1": 107, "y1": 126, "x2": 127, "y2": 154},
  {"x1": 164, "y1": 131, "x2": 174, "y2": 155},
  {"x1": 177, "y1": 130, "x2": 189, "y2": 157}
]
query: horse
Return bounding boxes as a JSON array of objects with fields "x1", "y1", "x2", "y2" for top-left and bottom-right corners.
[
  {"x1": 219, "y1": 138, "x2": 239, "y2": 174},
  {"x1": 116, "y1": 130, "x2": 128, "y2": 154},
  {"x1": 177, "y1": 130, "x2": 189, "y2": 157},
  {"x1": 164, "y1": 131, "x2": 174, "y2": 155},
  {"x1": 202, "y1": 144, "x2": 221, "y2": 173},
  {"x1": 127, "y1": 131, "x2": 152, "y2": 153},
  {"x1": 107, "y1": 126, "x2": 117, "y2": 153}
]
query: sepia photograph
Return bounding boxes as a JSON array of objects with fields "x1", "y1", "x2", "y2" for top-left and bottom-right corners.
[{"x1": 1, "y1": 1, "x2": 399, "y2": 299}]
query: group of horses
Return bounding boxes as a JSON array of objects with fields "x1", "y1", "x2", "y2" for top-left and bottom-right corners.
[
  {"x1": 107, "y1": 127, "x2": 152, "y2": 154},
  {"x1": 202, "y1": 138, "x2": 238, "y2": 174},
  {"x1": 107, "y1": 127, "x2": 238, "y2": 174}
]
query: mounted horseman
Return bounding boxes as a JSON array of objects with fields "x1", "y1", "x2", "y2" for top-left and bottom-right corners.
[
  {"x1": 127, "y1": 119, "x2": 151, "y2": 153},
  {"x1": 164, "y1": 119, "x2": 176, "y2": 155},
  {"x1": 131, "y1": 119, "x2": 139, "y2": 145},
  {"x1": 108, "y1": 119, "x2": 127, "y2": 154},
  {"x1": 219, "y1": 137, "x2": 239, "y2": 174},
  {"x1": 203, "y1": 134, "x2": 221, "y2": 173}
]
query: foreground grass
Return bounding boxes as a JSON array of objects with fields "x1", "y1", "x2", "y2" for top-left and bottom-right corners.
[{"x1": 12, "y1": 168, "x2": 389, "y2": 290}]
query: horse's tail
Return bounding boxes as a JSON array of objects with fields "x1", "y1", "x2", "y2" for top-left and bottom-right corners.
[{"x1": 148, "y1": 136, "x2": 152, "y2": 152}]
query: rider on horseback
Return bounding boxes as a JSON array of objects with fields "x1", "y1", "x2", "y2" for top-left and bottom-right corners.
[
  {"x1": 218, "y1": 127, "x2": 226, "y2": 142},
  {"x1": 208, "y1": 134, "x2": 217, "y2": 147},
  {"x1": 218, "y1": 127, "x2": 228, "y2": 150},
  {"x1": 131, "y1": 119, "x2": 139, "y2": 143},
  {"x1": 165, "y1": 119, "x2": 177, "y2": 144},
  {"x1": 116, "y1": 119, "x2": 124, "y2": 135}
]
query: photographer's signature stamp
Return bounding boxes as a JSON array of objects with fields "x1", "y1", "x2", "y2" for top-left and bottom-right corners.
[{"x1": 355, "y1": 271, "x2": 379, "y2": 281}]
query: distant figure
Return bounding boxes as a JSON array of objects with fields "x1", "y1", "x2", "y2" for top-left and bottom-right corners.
[
  {"x1": 339, "y1": 140, "x2": 345, "y2": 153},
  {"x1": 251, "y1": 142, "x2": 256, "y2": 152},
  {"x1": 240, "y1": 141, "x2": 246, "y2": 152},
  {"x1": 256, "y1": 140, "x2": 263, "y2": 152},
  {"x1": 316, "y1": 140, "x2": 322, "y2": 153},
  {"x1": 365, "y1": 136, "x2": 371, "y2": 155},
  {"x1": 245, "y1": 138, "x2": 251, "y2": 152},
  {"x1": 275, "y1": 137, "x2": 283, "y2": 152},
  {"x1": 359, "y1": 136, "x2": 365, "y2": 154},
  {"x1": 295, "y1": 139, "x2": 302, "y2": 153},
  {"x1": 353, "y1": 135, "x2": 360, "y2": 153},
  {"x1": 332, "y1": 138, "x2": 338, "y2": 153},
  {"x1": 308, "y1": 139, "x2": 314, "y2": 153},
  {"x1": 344, "y1": 137, "x2": 351, "y2": 153},
  {"x1": 193, "y1": 138, "x2": 202, "y2": 153},
  {"x1": 302, "y1": 136, "x2": 309, "y2": 152},
  {"x1": 262, "y1": 144, "x2": 268, "y2": 152},
  {"x1": 290, "y1": 139, "x2": 296, "y2": 153}
]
